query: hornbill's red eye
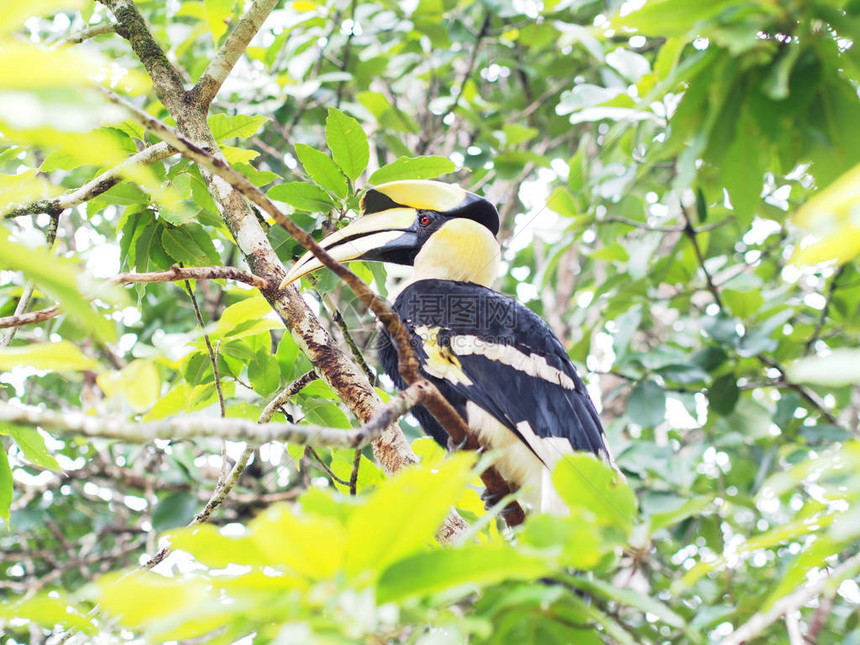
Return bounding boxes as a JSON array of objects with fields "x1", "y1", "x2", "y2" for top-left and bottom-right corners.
[{"x1": 418, "y1": 213, "x2": 431, "y2": 227}]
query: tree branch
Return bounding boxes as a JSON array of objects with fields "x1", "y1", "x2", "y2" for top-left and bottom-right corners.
[
  {"x1": 192, "y1": 0, "x2": 278, "y2": 108},
  {"x1": 143, "y1": 370, "x2": 319, "y2": 570},
  {"x1": 805, "y1": 264, "x2": 846, "y2": 354},
  {"x1": 60, "y1": 21, "x2": 116, "y2": 45},
  {"x1": 723, "y1": 552, "x2": 860, "y2": 645},
  {"x1": 1, "y1": 142, "x2": 174, "y2": 220},
  {"x1": 101, "y1": 88, "x2": 525, "y2": 525},
  {"x1": 0, "y1": 265, "x2": 269, "y2": 331},
  {"x1": 681, "y1": 206, "x2": 723, "y2": 308},
  {"x1": 0, "y1": 380, "x2": 430, "y2": 448},
  {"x1": 599, "y1": 215, "x2": 733, "y2": 234},
  {"x1": 99, "y1": 0, "x2": 187, "y2": 114}
]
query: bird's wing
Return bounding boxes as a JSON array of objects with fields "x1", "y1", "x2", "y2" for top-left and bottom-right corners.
[{"x1": 394, "y1": 280, "x2": 613, "y2": 468}]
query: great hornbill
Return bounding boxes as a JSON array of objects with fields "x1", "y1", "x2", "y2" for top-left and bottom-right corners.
[{"x1": 280, "y1": 180, "x2": 615, "y2": 513}]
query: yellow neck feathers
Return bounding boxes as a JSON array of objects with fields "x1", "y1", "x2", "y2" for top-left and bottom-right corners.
[{"x1": 412, "y1": 219, "x2": 500, "y2": 287}]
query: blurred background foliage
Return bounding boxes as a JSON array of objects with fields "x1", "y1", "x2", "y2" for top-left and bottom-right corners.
[{"x1": 1, "y1": 0, "x2": 859, "y2": 642}]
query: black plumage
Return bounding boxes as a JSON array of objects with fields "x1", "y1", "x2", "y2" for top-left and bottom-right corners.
[{"x1": 377, "y1": 279, "x2": 610, "y2": 466}]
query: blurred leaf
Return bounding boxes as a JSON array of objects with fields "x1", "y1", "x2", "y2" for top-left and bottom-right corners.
[
  {"x1": 627, "y1": 379, "x2": 666, "y2": 427},
  {"x1": 553, "y1": 455, "x2": 637, "y2": 534},
  {"x1": 204, "y1": 0, "x2": 235, "y2": 42},
  {"x1": 0, "y1": 340, "x2": 98, "y2": 371},
  {"x1": 377, "y1": 545, "x2": 549, "y2": 603},
  {"x1": 249, "y1": 502, "x2": 347, "y2": 579},
  {"x1": 345, "y1": 453, "x2": 476, "y2": 578},
  {"x1": 152, "y1": 492, "x2": 198, "y2": 532},
  {"x1": 787, "y1": 349, "x2": 860, "y2": 387},
  {"x1": 0, "y1": 231, "x2": 116, "y2": 342},
  {"x1": 793, "y1": 162, "x2": 860, "y2": 265},
  {"x1": 709, "y1": 373, "x2": 740, "y2": 416}
]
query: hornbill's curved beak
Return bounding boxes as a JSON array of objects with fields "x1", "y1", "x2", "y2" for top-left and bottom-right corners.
[
  {"x1": 278, "y1": 207, "x2": 421, "y2": 288},
  {"x1": 277, "y1": 180, "x2": 498, "y2": 290}
]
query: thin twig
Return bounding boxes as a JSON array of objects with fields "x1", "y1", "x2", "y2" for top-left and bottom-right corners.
[
  {"x1": 305, "y1": 446, "x2": 351, "y2": 486},
  {"x1": 349, "y1": 448, "x2": 362, "y2": 495},
  {"x1": 805, "y1": 265, "x2": 845, "y2": 354},
  {"x1": 1, "y1": 142, "x2": 174, "y2": 220},
  {"x1": 59, "y1": 21, "x2": 116, "y2": 45},
  {"x1": 681, "y1": 206, "x2": 723, "y2": 308},
  {"x1": 184, "y1": 278, "x2": 226, "y2": 418},
  {"x1": 0, "y1": 265, "x2": 268, "y2": 330},
  {"x1": 723, "y1": 552, "x2": 860, "y2": 645},
  {"x1": 600, "y1": 215, "x2": 733, "y2": 234}
]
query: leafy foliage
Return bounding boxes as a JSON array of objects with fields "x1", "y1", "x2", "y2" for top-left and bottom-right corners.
[{"x1": 1, "y1": 0, "x2": 859, "y2": 643}]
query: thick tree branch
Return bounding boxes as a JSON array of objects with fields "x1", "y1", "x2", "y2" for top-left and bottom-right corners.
[
  {"x1": 102, "y1": 88, "x2": 524, "y2": 525},
  {"x1": 192, "y1": 0, "x2": 278, "y2": 108},
  {"x1": 0, "y1": 380, "x2": 429, "y2": 448},
  {"x1": 723, "y1": 552, "x2": 860, "y2": 645},
  {"x1": 99, "y1": 0, "x2": 187, "y2": 115},
  {"x1": 1, "y1": 142, "x2": 174, "y2": 220},
  {"x1": 0, "y1": 265, "x2": 268, "y2": 331}
]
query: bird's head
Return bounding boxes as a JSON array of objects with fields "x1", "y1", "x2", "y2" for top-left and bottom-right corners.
[{"x1": 279, "y1": 179, "x2": 500, "y2": 288}]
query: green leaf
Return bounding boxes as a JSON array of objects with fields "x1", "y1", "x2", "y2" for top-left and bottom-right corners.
[
  {"x1": 722, "y1": 288, "x2": 764, "y2": 319},
  {"x1": 215, "y1": 295, "x2": 282, "y2": 339},
  {"x1": 248, "y1": 353, "x2": 281, "y2": 395},
  {"x1": 344, "y1": 453, "x2": 476, "y2": 579},
  {"x1": 208, "y1": 113, "x2": 268, "y2": 141},
  {"x1": 627, "y1": 379, "x2": 666, "y2": 427},
  {"x1": 268, "y1": 182, "x2": 336, "y2": 212},
  {"x1": 152, "y1": 492, "x2": 198, "y2": 532},
  {"x1": 709, "y1": 373, "x2": 739, "y2": 415},
  {"x1": 325, "y1": 108, "x2": 369, "y2": 182},
  {"x1": 553, "y1": 454, "x2": 637, "y2": 534},
  {"x1": 0, "y1": 341, "x2": 98, "y2": 371},
  {"x1": 369, "y1": 155, "x2": 456, "y2": 184},
  {"x1": 0, "y1": 448, "x2": 11, "y2": 521},
  {"x1": 249, "y1": 502, "x2": 347, "y2": 579},
  {"x1": 294, "y1": 144, "x2": 348, "y2": 198},
  {"x1": 204, "y1": 0, "x2": 234, "y2": 42},
  {"x1": 161, "y1": 226, "x2": 210, "y2": 266},
  {"x1": 3, "y1": 426, "x2": 61, "y2": 471},
  {"x1": 377, "y1": 545, "x2": 550, "y2": 604},
  {"x1": 787, "y1": 349, "x2": 860, "y2": 387},
  {"x1": 221, "y1": 145, "x2": 259, "y2": 164},
  {"x1": 564, "y1": 576, "x2": 687, "y2": 630},
  {"x1": 0, "y1": 231, "x2": 116, "y2": 342}
]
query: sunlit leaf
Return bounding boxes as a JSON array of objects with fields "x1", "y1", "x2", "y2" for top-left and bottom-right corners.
[
  {"x1": 369, "y1": 155, "x2": 455, "y2": 184},
  {"x1": 553, "y1": 455, "x2": 637, "y2": 534},
  {"x1": 0, "y1": 426, "x2": 61, "y2": 471},
  {"x1": 0, "y1": 340, "x2": 98, "y2": 371}
]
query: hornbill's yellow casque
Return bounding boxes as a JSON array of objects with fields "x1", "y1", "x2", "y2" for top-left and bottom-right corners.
[{"x1": 280, "y1": 180, "x2": 614, "y2": 513}]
